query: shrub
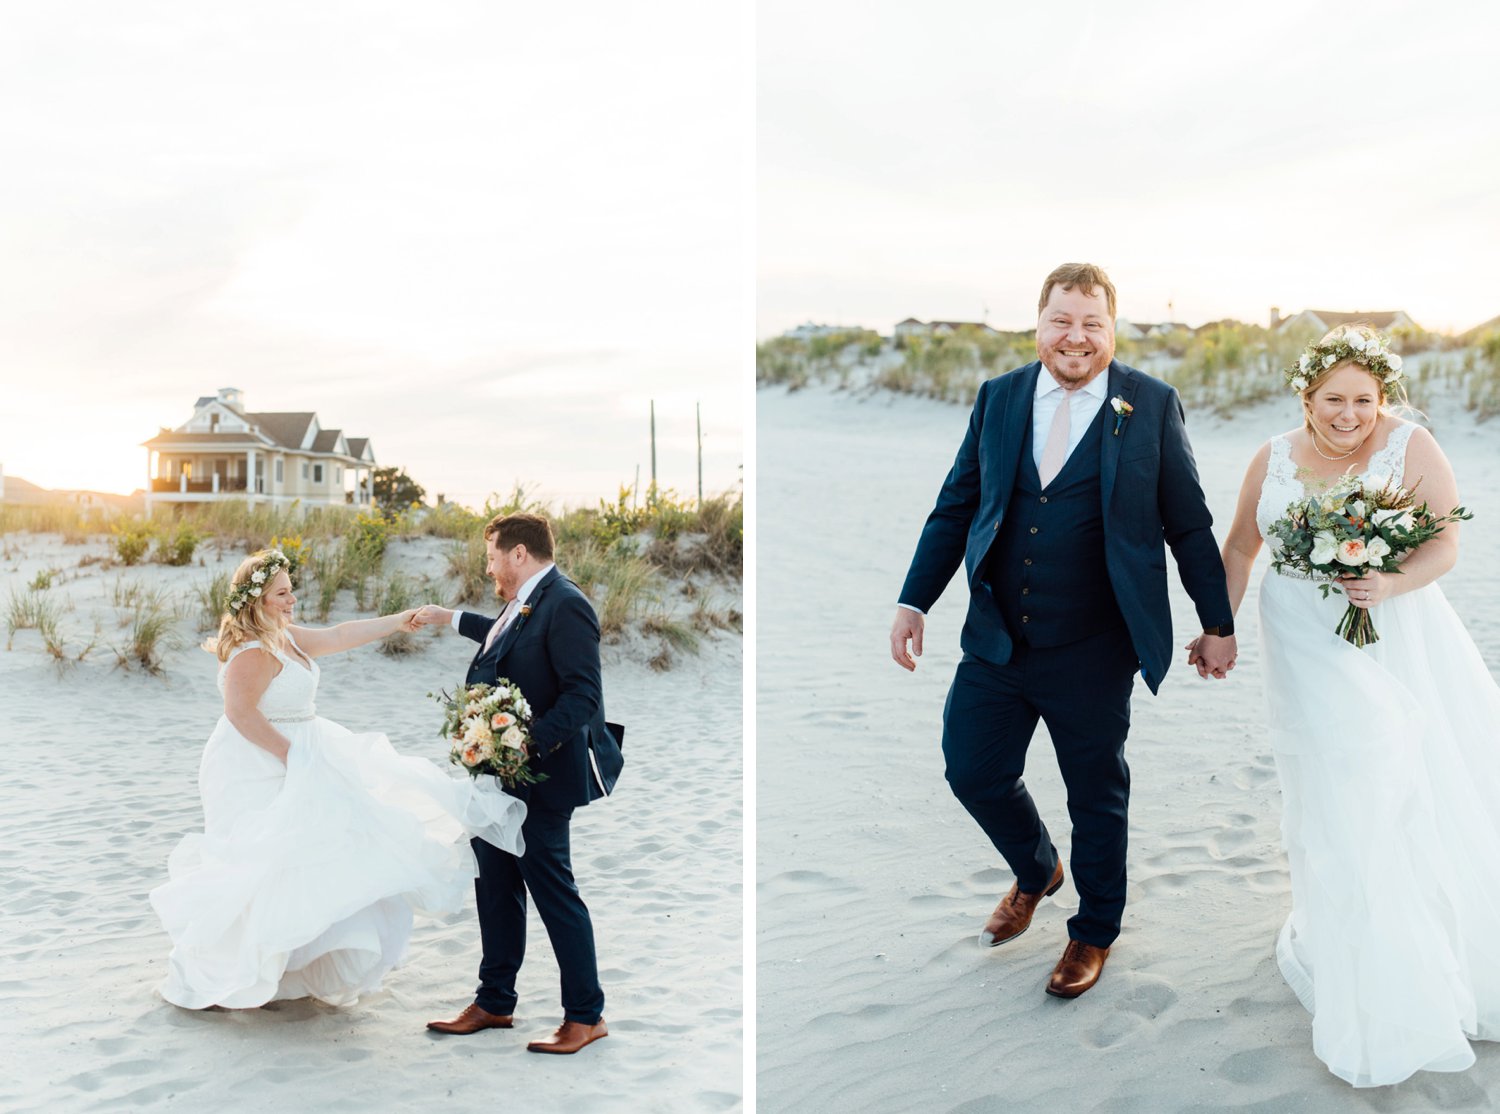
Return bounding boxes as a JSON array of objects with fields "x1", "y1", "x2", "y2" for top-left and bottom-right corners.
[
  {"x1": 28, "y1": 569, "x2": 59, "y2": 591},
  {"x1": 269, "y1": 533, "x2": 311, "y2": 587},
  {"x1": 156, "y1": 521, "x2": 204, "y2": 566},
  {"x1": 112, "y1": 519, "x2": 153, "y2": 565}
]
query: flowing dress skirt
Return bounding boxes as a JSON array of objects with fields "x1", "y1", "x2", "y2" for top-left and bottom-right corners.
[
  {"x1": 151, "y1": 716, "x2": 525, "y2": 1009},
  {"x1": 1259, "y1": 572, "x2": 1500, "y2": 1086}
]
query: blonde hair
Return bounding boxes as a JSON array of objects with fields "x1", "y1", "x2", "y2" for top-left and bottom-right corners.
[
  {"x1": 208, "y1": 550, "x2": 292, "y2": 662},
  {"x1": 1298, "y1": 323, "x2": 1410, "y2": 435}
]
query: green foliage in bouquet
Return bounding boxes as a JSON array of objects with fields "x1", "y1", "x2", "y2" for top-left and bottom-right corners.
[
  {"x1": 1265, "y1": 476, "x2": 1472, "y2": 646},
  {"x1": 430, "y1": 680, "x2": 547, "y2": 788}
]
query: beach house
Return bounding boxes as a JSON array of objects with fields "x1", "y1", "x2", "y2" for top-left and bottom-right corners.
[
  {"x1": 1272, "y1": 308, "x2": 1420, "y2": 335},
  {"x1": 142, "y1": 388, "x2": 377, "y2": 517}
]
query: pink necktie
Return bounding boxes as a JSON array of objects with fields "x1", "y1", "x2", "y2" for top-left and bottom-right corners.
[
  {"x1": 483, "y1": 597, "x2": 521, "y2": 653},
  {"x1": 1038, "y1": 389, "x2": 1076, "y2": 488}
]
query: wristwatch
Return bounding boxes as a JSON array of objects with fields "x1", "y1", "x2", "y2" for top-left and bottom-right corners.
[{"x1": 1201, "y1": 621, "x2": 1235, "y2": 637}]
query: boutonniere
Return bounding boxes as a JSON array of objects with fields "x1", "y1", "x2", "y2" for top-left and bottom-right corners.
[
  {"x1": 513, "y1": 604, "x2": 532, "y2": 633},
  {"x1": 1109, "y1": 396, "x2": 1134, "y2": 436}
]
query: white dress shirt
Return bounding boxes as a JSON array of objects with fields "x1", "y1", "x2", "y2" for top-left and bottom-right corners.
[
  {"x1": 453, "y1": 562, "x2": 556, "y2": 645},
  {"x1": 1032, "y1": 365, "x2": 1108, "y2": 473},
  {"x1": 897, "y1": 367, "x2": 1109, "y2": 616}
]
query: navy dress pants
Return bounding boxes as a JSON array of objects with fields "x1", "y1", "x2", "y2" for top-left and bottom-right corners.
[
  {"x1": 472, "y1": 803, "x2": 604, "y2": 1024},
  {"x1": 941, "y1": 627, "x2": 1138, "y2": 948}
]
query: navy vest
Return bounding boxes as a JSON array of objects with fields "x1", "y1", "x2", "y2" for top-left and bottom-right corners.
[{"x1": 984, "y1": 401, "x2": 1126, "y2": 648}]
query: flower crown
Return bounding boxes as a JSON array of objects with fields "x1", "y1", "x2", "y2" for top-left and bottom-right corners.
[
  {"x1": 226, "y1": 550, "x2": 291, "y2": 614},
  {"x1": 1284, "y1": 327, "x2": 1405, "y2": 400}
]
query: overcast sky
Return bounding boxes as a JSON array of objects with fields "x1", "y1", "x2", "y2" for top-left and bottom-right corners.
[
  {"x1": 759, "y1": 0, "x2": 1500, "y2": 339},
  {"x1": 0, "y1": 1, "x2": 749, "y2": 501}
]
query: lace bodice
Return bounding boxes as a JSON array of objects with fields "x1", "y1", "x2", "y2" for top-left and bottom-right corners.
[
  {"x1": 218, "y1": 636, "x2": 319, "y2": 722},
  {"x1": 1255, "y1": 422, "x2": 1417, "y2": 539}
]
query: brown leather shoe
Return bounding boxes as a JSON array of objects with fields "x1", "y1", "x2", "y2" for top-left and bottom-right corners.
[
  {"x1": 426, "y1": 1004, "x2": 514, "y2": 1034},
  {"x1": 526, "y1": 1019, "x2": 608, "y2": 1054},
  {"x1": 979, "y1": 858, "x2": 1065, "y2": 947},
  {"x1": 1046, "y1": 939, "x2": 1110, "y2": 998}
]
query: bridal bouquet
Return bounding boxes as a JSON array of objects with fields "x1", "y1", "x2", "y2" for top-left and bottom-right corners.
[
  {"x1": 430, "y1": 680, "x2": 546, "y2": 788},
  {"x1": 1265, "y1": 475, "x2": 1472, "y2": 647}
]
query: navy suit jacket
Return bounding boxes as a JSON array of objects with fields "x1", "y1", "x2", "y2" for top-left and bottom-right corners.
[
  {"x1": 459, "y1": 566, "x2": 624, "y2": 809},
  {"x1": 897, "y1": 360, "x2": 1232, "y2": 693}
]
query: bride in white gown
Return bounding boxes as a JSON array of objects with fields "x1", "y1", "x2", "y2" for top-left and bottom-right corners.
[
  {"x1": 150, "y1": 548, "x2": 526, "y2": 1010},
  {"x1": 1199, "y1": 325, "x2": 1500, "y2": 1087}
]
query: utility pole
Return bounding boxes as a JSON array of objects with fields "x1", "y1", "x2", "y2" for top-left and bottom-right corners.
[
  {"x1": 696, "y1": 402, "x2": 703, "y2": 506},
  {"x1": 649, "y1": 400, "x2": 657, "y2": 501}
]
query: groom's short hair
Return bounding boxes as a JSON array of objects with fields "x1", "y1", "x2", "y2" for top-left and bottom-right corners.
[
  {"x1": 1038, "y1": 263, "x2": 1117, "y2": 320},
  {"x1": 485, "y1": 512, "x2": 555, "y2": 560}
]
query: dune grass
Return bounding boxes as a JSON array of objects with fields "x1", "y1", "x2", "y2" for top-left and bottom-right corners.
[
  {"x1": 5, "y1": 588, "x2": 63, "y2": 649},
  {"x1": 564, "y1": 539, "x2": 659, "y2": 638},
  {"x1": 114, "y1": 596, "x2": 177, "y2": 675},
  {"x1": 5, "y1": 477, "x2": 742, "y2": 674}
]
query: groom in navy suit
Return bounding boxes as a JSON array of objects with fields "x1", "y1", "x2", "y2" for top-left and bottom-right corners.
[
  {"x1": 890, "y1": 263, "x2": 1236, "y2": 998},
  {"x1": 423, "y1": 513, "x2": 623, "y2": 1053}
]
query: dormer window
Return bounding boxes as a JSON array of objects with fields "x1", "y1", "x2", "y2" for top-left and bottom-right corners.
[{"x1": 209, "y1": 413, "x2": 220, "y2": 431}]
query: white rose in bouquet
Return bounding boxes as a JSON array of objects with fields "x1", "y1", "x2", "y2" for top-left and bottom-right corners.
[
  {"x1": 1365, "y1": 536, "x2": 1392, "y2": 563},
  {"x1": 499, "y1": 726, "x2": 525, "y2": 750},
  {"x1": 1310, "y1": 531, "x2": 1339, "y2": 565},
  {"x1": 1373, "y1": 507, "x2": 1415, "y2": 531}
]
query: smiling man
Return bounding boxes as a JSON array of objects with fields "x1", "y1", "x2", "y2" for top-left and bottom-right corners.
[{"x1": 888, "y1": 263, "x2": 1236, "y2": 999}]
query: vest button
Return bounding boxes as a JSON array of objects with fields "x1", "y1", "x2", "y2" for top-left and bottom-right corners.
[
  {"x1": 1039, "y1": 496, "x2": 1048, "y2": 504},
  {"x1": 1022, "y1": 588, "x2": 1030, "y2": 595},
  {"x1": 1024, "y1": 558, "x2": 1033, "y2": 566},
  {"x1": 1021, "y1": 615, "x2": 1030, "y2": 623},
  {"x1": 1029, "y1": 526, "x2": 1038, "y2": 535}
]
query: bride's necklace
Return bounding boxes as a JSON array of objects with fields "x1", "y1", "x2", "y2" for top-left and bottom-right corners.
[{"x1": 1310, "y1": 425, "x2": 1371, "y2": 462}]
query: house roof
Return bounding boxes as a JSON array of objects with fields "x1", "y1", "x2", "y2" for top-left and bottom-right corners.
[
  {"x1": 246, "y1": 411, "x2": 317, "y2": 450},
  {"x1": 142, "y1": 430, "x2": 273, "y2": 448},
  {"x1": 346, "y1": 438, "x2": 371, "y2": 459},
  {"x1": 311, "y1": 429, "x2": 344, "y2": 453},
  {"x1": 1299, "y1": 310, "x2": 1408, "y2": 330}
]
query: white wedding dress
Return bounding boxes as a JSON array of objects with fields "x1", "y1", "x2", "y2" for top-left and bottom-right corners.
[
  {"x1": 1256, "y1": 422, "x2": 1500, "y2": 1086},
  {"x1": 150, "y1": 636, "x2": 526, "y2": 1010}
]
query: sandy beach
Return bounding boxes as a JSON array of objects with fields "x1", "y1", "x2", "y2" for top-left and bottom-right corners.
[
  {"x1": 756, "y1": 380, "x2": 1500, "y2": 1112},
  {"x1": 0, "y1": 535, "x2": 741, "y2": 1113}
]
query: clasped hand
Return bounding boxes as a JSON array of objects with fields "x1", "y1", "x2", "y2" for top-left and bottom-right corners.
[
  {"x1": 399, "y1": 604, "x2": 456, "y2": 632},
  {"x1": 1184, "y1": 633, "x2": 1238, "y2": 681}
]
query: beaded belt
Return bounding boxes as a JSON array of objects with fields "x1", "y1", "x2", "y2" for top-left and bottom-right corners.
[
  {"x1": 1274, "y1": 568, "x2": 1335, "y2": 583},
  {"x1": 267, "y1": 713, "x2": 316, "y2": 723}
]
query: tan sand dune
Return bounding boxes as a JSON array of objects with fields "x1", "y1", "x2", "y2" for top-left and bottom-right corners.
[
  {"x1": 757, "y1": 382, "x2": 1500, "y2": 1112},
  {"x1": 0, "y1": 535, "x2": 741, "y2": 1114}
]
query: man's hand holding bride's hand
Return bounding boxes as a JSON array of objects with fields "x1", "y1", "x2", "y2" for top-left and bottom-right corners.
[
  {"x1": 413, "y1": 604, "x2": 455, "y2": 628},
  {"x1": 396, "y1": 609, "x2": 423, "y2": 633},
  {"x1": 890, "y1": 608, "x2": 924, "y2": 672},
  {"x1": 1186, "y1": 633, "x2": 1237, "y2": 680},
  {"x1": 1339, "y1": 571, "x2": 1392, "y2": 610}
]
